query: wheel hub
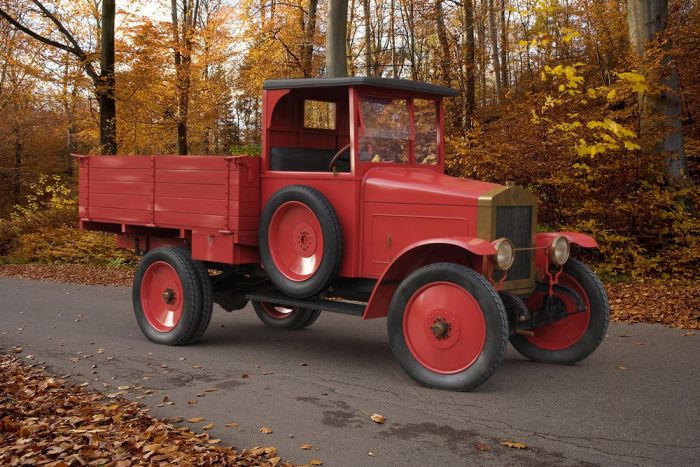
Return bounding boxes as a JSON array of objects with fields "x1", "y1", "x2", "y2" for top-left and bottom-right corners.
[
  {"x1": 423, "y1": 309, "x2": 461, "y2": 349},
  {"x1": 293, "y1": 223, "x2": 317, "y2": 256},
  {"x1": 162, "y1": 288, "x2": 176, "y2": 304},
  {"x1": 431, "y1": 319, "x2": 450, "y2": 339}
]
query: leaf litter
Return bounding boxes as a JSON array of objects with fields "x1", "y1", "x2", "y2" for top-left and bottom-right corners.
[{"x1": 0, "y1": 355, "x2": 292, "y2": 466}]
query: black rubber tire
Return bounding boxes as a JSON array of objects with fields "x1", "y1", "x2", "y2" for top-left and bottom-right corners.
[
  {"x1": 187, "y1": 259, "x2": 214, "y2": 343},
  {"x1": 252, "y1": 300, "x2": 321, "y2": 330},
  {"x1": 510, "y1": 258, "x2": 610, "y2": 364},
  {"x1": 387, "y1": 263, "x2": 508, "y2": 392},
  {"x1": 259, "y1": 185, "x2": 343, "y2": 298},
  {"x1": 133, "y1": 247, "x2": 213, "y2": 345}
]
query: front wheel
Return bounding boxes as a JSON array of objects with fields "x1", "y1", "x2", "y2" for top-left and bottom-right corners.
[
  {"x1": 252, "y1": 300, "x2": 321, "y2": 330},
  {"x1": 510, "y1": 258, "x2": 609, "y2": 364},
  {"x1": 387, "y1": 263, "x2": 508, "y2": 391}
]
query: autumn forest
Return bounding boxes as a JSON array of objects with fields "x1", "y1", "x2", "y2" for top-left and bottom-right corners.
[{"x1": 0, "y1": 0, "x2": 698, "y2": 279}]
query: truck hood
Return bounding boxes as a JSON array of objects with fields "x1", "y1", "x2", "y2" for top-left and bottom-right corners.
[{"x1": 363, "y1": 167, "x2": 501, "y2": 205}]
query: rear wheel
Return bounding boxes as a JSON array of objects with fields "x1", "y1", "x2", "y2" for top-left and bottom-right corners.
[
  {"x1": 133, "y1": 247, "x2": 213, "y2": 345},
  {"x1": 387, "y1": 263, "x2": 508, "y2": 391},
  {"x1": 510, "y1": 258, "x2": 609, "y2": 364},
  {"x1": 252, "y1": 300, "x2": 321, "y2": 330}
]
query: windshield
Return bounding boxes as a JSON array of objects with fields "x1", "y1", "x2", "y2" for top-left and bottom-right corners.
[{"x1": 358, "y1": 95, "x2": 438, "y2": 165}]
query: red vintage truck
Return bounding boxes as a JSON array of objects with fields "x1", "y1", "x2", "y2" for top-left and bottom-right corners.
[{"x1": 76, "y1": 77, "x2": 609, "y2": 391}]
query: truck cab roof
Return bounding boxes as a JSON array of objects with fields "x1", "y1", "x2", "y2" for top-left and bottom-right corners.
[{"x1": 263, "y1": 77, "x2": 459, "y2": 97}]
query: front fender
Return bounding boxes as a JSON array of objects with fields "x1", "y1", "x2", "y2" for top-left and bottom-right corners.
[
  {"x1": 535, "y1": 232, "x2": 598, "y2": 276},
  {"x1": 536, "y1": 232, "x2": 598, "y2": 249},
  {"x1": 362, "y1": 237, "x2": 496, "y2": 319}
]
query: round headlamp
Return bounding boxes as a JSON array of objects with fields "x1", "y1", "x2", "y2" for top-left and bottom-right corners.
[
  {"x1": 550, "y1": 236, "x2": 570, "y2": 266},
  {"x1": 492, "y1": 238, "x2": 515, "y2": 271}
]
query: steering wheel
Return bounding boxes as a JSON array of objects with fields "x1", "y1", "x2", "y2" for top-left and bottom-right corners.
[{"x1": 328, "y1": 143, "x2": 351, "y2": 172}]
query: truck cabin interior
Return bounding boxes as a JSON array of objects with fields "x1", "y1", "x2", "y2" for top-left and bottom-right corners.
[
  {"x1": 265, "y1": 86, "x2": 351, "y2": 173},
  {"x1": 263, "y1": 78, "x2": 459, "y2": 175}
]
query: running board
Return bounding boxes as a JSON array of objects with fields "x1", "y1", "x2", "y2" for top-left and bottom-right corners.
[{"x1": 246, "y1": 289, "x2": 366, "y2": 317}]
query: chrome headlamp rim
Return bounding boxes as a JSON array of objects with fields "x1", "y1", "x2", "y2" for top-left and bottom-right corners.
[
  {"x1": 492, "y1": 237, "x2": 515, "y2": 271},
  {"x1": 549, "y1": 235, "x2": 570, "y2": 266}
]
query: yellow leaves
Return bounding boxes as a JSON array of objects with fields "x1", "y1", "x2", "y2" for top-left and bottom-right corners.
[
  {"x1": 615, "y1": 71, "x2": 649, "y2": 94},
  {"x1": 518, "y1": 39, "x2": 529, "y2": 47},
  {"x1": 606, "y1": 89, "x2": 617, "y2": 101},
  {"x1": 370, "y1": 414, "x2": 386, "y2": 424},
  {"x1": 586, "y1": 119, "x2": 636, "y2": 139},
  {"x1": 562, "y1": 30, "x2": 580, "y2": 43},
  {"x1": 530, "y1": 110, "x2": 541, "y2": 124},
  {"x1": 624, "y1": 141, "x2": 641, "y2": 151},
  {"x1": 501, "y1": 440, "x2": 528, "y2": 449},
  {"x1": 259, "y1": 427, "x2": 273, "y2": 434}
]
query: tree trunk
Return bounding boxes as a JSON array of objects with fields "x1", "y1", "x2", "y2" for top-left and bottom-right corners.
[
  {"x1": 488, "y1": 0, "x2": 501, "y2": 102},
  {"x1": 627, "y1": 0, "x2": 687, "y2": 184},
  {"x1": 477, "y1": 0, "x2": 487, "y2": 106},
  {"x1": 12, "y1": 105, "x2": 22, "y2": 204},
  {"x1": 362, "y1": 0, "x2": 372, "y2": 76},
  {"x1": 499, "y1": 0, "x2": 508, "y2": 92},
  {"x1": 463, "y1": 0, "x2": 476, "y2": 127},
  {"x1": 390, "y1": 0, "x2": 397, "y2": 78},
  {"x1": 99, "y1": 0, "x2": 116, "y2": 154},
  {"x1": 435, "y1": 0, "x2": 451, "y2": 86},
  {"x1": 301, "y1": 0, "x2": 318, "y2": 77},
  {"x1": 326, "y1": 0, "x2": 349, "y2": 77}
]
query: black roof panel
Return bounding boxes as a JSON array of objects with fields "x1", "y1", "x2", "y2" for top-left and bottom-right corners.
[{"x1": 263, "y1": 77, "x2": 459, "y2": 97}]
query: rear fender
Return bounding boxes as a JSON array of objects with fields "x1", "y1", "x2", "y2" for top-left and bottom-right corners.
[
  {"x1": 362, "y1": 237, "x2": 496, "y2": 319},
  {"x1": 535, "y1": 232, "x2": 598, "y2": 273}
]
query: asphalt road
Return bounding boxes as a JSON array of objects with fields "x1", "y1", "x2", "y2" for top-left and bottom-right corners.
[{"x1": 1, "y1": 278, "x2": 698, "y2": 466}]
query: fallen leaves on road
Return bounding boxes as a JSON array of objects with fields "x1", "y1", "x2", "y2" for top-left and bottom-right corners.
[
  {"x1": 0, "y1": 263, "x2": 134, "y2": 287},
  {"x1": 501, "y1": 440, "x2": 528, "y2": 449},
  {"x1": 226, "y1": 422, "x2": 240, "y2": 428},
  {"x1": 260, "y1": 427, "x2": 273, "y2": 434},
  {"x1": 187, "y1": 417, "x2": 205, "y2": 423},
  {"x1": 475, "y1": 442, "x2": 492, "y2": 451},
  {"x1": 309, "y1": 460, "x2": 323, "y2": 465},
  {"x1": 299, "y1": 443, "x2": 312, "y2": 450},
  {"x1": 0, "y1": 355, "x2": 290, "y2": 466},
  {"x1": 370, "y1": 414, "x2": 386, "y2": 424}
]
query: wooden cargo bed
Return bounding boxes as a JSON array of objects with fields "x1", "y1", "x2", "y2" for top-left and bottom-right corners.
[{"x1": 76, "y1": 155, "x2": 261, "y2": 265}]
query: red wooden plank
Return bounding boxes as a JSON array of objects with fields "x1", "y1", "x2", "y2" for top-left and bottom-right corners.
[
  {"x1": 229, "y1": 201, "x2": 260, "y2": 217},
  {"x1": 155, "y1": 197, "x2": 227, "y2": 216},
  {"x1": 90, "y1": 181, "x2": 153, "y2": 196},
  {"x1": 155, "y1": 182, "x2": 226, "y2": 199},
  {"x1": 156, "y1": 156, "x2": 228, "y2": 170},
  {"x1": 89, "y1": 167, "x2": 153, "y2": 183},
  {"x1": 154, "y1": 211, "x2": 226, "y2": 230},
  {"x1": 230, "y1": 216, "x2": 259, "y2": 231},
  {"x1": 88, "y1": 156, "x2": 153, "y2": 169},
  {"x1": 90, "y1": 193, "x2": 153, "y2": 210},
  {"x1": 89, "y1": 207, "x2": 152, "y2": 224},
  {"x1": 231, "y1": 186, "x2": 261, "y2": 201},
  {"x1": 155, "y1": 169, "x2": 227, "y2": 185}
]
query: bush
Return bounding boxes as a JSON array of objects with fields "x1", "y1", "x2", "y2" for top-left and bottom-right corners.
[
  {"x1": 10, "y1": 227, "x2": 136, "y2": 266},
  {"x1": 0, "y1": 175, "x2": 136, "y2": 266}
]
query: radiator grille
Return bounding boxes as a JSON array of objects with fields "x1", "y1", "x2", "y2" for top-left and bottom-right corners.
[{"x1": 495, "y1": 206, "x2": 533, "y2": 281}]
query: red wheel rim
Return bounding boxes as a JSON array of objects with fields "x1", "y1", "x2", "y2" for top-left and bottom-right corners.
[
  {"x1": 268, "y1": 201, "x2": 324, "y2": 281},
  {"x1": 403, "y1": 282, "x2": 486, "y2": 374},
  {"x1": 140, "y1": 261, "x2": 183, "y2": 332},
  {"x1": 525, "y1": 274, "x2": 591, "y2": 350},
  {"x1": 259, "y1": 302, "x2": 298, "y2": 319}
]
